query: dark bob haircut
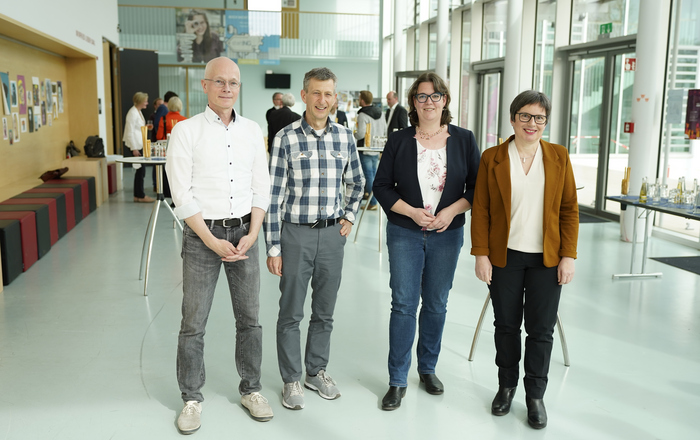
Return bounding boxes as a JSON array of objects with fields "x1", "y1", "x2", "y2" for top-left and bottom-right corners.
[
  {"x1": 406, "y1": 72, "x2": 452, "y2": 127},
  {"x1": 509, "y1": 90, "x2": 551, "y2": 123}
]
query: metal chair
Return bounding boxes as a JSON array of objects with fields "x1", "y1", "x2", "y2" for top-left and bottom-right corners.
[{"x1": 468, "y1": 292, "x2": 570, "y2": 367}]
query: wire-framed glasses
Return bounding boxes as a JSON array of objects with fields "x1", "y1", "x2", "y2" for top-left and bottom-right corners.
[{"x1": 204, "y1": 79, "x2": 241, "y2": 89}]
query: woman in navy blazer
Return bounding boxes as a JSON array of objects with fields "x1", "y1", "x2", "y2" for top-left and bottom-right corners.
[{"x1": 373, "y1": 73, "x2": 481, "y2": 411}]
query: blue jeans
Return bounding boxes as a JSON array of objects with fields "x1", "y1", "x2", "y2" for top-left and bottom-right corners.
[
  {"x1": 176, "y1": 222, "x2": 262, "y2": 402},
  {"x1": 359, "y1": 152, "x2": 379, "y2": 205},
  {"x1": 386, "y1": 221, "x2": 464, "y2": 387}
]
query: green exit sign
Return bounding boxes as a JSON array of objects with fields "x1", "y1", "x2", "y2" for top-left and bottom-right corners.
[{"x1": 600, "y1": 23, "x2": 613, "y2": 35}]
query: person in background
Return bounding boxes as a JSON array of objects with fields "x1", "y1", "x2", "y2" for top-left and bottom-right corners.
[
  {"x1": 166, "y1": 57, "x2": 273, "y2": 433},
  {"x1": 266, "y1": 93, "x2": 301, "y2": 151},
  {"x1": 330, "y1": 101, "x2": 348, "y2": 127},
  {"x1": 354, "y1": 90, "x2": 386, "y2": 210},
  {"x1": 153, "y1": 91, "x2": 179, "y2": 142},
  {"x1": 266, "y1": 92, "x2": 283, "y2": 122},
  {"x1": 386, "y1": 90, "x2": 408, "y2": 133},
  {"x1": 373, "y1": 72, "x2": 480, "y2": 411},
  {"x1": 264, "y1": 67, "x2": 364, "y2": 412},
  {"x1": 123, "y1": 91, "x2": 154, "y2": 203},
  {"x1": 157, "y1": 96, "x2": 187, "y2": 140},
  {"x1": 471, "y1": 90, "x2": 578, "y2": 430}
]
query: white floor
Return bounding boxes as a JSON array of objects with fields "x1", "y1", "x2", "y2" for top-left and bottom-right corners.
[{"x1": 1, "y1": 171, "x2": 699, "y2": 439}]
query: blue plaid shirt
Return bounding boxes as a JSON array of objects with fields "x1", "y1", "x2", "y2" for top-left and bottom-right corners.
[{"x1": 264, "y1": 115, "x2": 365, "y2": 257}]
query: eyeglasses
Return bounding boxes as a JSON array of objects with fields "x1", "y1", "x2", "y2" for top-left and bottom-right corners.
[
  {"x1": 204, "y1": 79, "x2": 241, "y2": 89},
  {"x1": 516, "y1": 112, "x2": 548, "y2": 125},
  {"x1": 415, "y1": 92, "x2": 444, "y2": 103}
]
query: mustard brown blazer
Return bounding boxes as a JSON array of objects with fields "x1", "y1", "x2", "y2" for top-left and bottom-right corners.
[{"x1": 470, "y1": 135, "x2": 579, "y2": 268}]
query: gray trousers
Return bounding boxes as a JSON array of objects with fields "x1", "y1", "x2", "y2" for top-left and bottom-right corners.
[{"x1": 276, "y1": 222, "x2": 346, "y2": 383}]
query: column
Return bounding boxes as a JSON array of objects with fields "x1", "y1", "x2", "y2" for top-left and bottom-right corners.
[{"x1": 436, "y1": 0, "x2": 449, "y2": 80}]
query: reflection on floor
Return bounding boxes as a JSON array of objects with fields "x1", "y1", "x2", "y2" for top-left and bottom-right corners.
[{"x1": 1, "y1": 170, "x2": 699, "y2": 440}]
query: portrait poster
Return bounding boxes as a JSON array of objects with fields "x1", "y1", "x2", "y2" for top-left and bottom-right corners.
[
  {"x1": 175, "y1": 8, "x2": 225, "y2": 64},
  {"x1": 26, "y1": 89, "x2": 32, "y2": 109},
  {"x1": 57, "y1": 81, "x2": 64, "y2": 113},
  {"x1": 20, "y1": 117, "x2": 27, "y2": 133},
  {"x1": 2, "y1": 117, "x2": 7, "y2": 140},
  {"x1": 224, "y1": 10, "x2": 280, "y2": 65},
  {"x1": 12, "y1": 112, "x2": 20, "y2": 143},
  {"x1": 32, "y1": 77, "x2": 40, "y2": 106},
  {"x1": 41, "y1": 101, "x2": 46, "y2": 126},
  {"x1": 685, "y1": 89, "x2": 700, "y2": 140},
  {"x1": 10, "y1": 80, "x2": 18, "y2": 108},
  {"x1": 0, "y1": 72, "x2": 9, "y2": 115},
  {"x1": 17, "y1": 75, "x2": 26, "y2": 114},
  {"x1": 27, "y1": 107, "x2": 34, "y2": 132},
  {"x1": 45, "y1": 79, "x2": 53, "y2": 113}
]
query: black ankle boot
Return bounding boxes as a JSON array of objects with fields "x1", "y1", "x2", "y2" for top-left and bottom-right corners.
[
  {"x1": 526, "y1": 397, "x2": 547, "y2": 429},
  {"x1": 419, "y1": 373, "x2": 444, "y2": 395},
  {"x1": 491, "y1": 386, "x2": 516, "y2": 416},
  {"x1": 381, "y1": 386, "x2": 407, "y2": 411}
]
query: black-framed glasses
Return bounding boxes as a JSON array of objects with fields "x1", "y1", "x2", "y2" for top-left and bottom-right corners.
[
  {"x1": 204, "y1": 79, "x2": 241, "y2": 89},
  {"x1": 415, "y1": 92, "x2": 444, "y2": 103},
  {"x1": 516, "y1": 112, "x2": 547, "y2": 125}
]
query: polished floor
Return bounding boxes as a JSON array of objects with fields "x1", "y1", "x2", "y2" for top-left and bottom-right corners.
[{"x1": 1, "y1": 170, "x2": 699, "y2": 439}]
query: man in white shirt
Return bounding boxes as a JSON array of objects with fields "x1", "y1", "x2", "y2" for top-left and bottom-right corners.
[{"x1": 166, "y1": 57, "x2": 272, "y2": 433}]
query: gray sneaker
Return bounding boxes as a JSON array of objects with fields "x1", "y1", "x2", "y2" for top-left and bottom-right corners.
[
  {"x1": 177, "y1": 400, "x2": 201, "y2": 434},
  {"x1": 241, "y1": 392, "x2": 273, "y2": 422},
  {"x1": 304, "y1": 370, "x2": 341, "y2": 400},
  {"x1": 282, "y1": 381, "x2": 305, "y2": 410}
]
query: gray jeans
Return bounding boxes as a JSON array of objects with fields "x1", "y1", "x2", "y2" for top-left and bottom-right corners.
[
  {"x1": 277, "y1": 222, "x2": 346, "y2": 383},
  {"x1": 176, "y1": 223, "x2": 262, "y2": 402}
]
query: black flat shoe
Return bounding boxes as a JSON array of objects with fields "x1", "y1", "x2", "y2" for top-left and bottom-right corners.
[
  {"x1": 491, "y1": 386, "x2": 516, "y2": 416},
  {"x1": 526, "y1": 397, "x2": 547, "y2": 429},
  {"x1": 381, "y1": 386, "x2": 407, "y2": 411},
  {"x1": 419, "y1": 373, "x2": 444, "y2": 395}
]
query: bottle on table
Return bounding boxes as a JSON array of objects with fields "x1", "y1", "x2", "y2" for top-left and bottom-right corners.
[{"x1": 639, "y1": 177, "x2": 648, "y2": 204}]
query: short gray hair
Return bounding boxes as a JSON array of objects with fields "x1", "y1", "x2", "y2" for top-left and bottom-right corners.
[
  {"x1": 303, "y1": 68, "x2": 337, "y2": 93},
  {"x1": 281, "y1": 93, "x2": 295, "y2": 107}
]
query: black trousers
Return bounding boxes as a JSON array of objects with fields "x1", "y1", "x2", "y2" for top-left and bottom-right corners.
[
  {"x1": 489, "y1": 249, "x2": 562, "y2": 399},
  {"x1": 133, "y1": 166, "x2": 146, "y2": 198}
]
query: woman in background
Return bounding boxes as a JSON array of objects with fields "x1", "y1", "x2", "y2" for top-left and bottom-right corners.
[{"x1": 123, "y1": 91, "x2": 154, "y2": 203}]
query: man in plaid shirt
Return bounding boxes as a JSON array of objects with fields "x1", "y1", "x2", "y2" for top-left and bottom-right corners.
[{"x1": 264, "y1": 67, "x2": 364, "y2": 411}]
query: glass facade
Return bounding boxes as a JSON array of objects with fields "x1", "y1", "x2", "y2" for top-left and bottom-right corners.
[
  {"x1": 482, "y1": 0, "x2": 507, "y2": 60},
  {"x1": 570, "y1": 0, "x2": 640, "y2": 45}
]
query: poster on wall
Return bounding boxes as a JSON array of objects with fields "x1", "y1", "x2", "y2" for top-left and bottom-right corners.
[
  {"x1": 224, "y1": 10, "x2": 280, "y2": 65},
  {"x1": 28, "y1": 107, "x2": 34, "y2": 133},
  {"x1": 12, "y1": 112, "x2": 20, "y2": 143},
  {"x1": 45, "y1": 79, "x2": 53, "y2": 114},
  {"x1": 0, "y1": 72, "x2": 10, "y2": 115},
  {"x1": 32, "y1": 77, "x2": 40, "y2": 106},
  {"x1": 20, "y1": 117, "x2": 27, "y2": 133},
  {"x1": 17, "y1": 75, "x2": 26, "y2": 115},
  {"x1": 9, "y1": 81, "x2": 18, "y2": 108},
  {"x1": 57, "y1": 81, "x2": 64, "y2": 113},
  {"x1": 686, "y1": 89, "x2": 700, "y2": 140},
  {"x1": 175, "y1": 8, "x2": 225, "y2": 64},
  {"x1": 2, "y1": 117, "x2": 7, "y2": 140}
]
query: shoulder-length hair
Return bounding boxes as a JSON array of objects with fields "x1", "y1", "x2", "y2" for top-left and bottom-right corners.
[{"x1": 406, "y1": 72, "x2": 452, "y2": 127}]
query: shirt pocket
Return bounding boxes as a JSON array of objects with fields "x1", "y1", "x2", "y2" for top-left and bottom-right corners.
[{"x1": 290, "y1": 150, "x2": 315, "y2": 184}]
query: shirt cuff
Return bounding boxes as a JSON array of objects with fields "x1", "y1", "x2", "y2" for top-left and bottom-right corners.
[
  {"x1": 174, "y1": 200, "x2": 200, "y2": 220},
  {"x1": 267, "y1": 246, "x2": 281, "y2": 257}
]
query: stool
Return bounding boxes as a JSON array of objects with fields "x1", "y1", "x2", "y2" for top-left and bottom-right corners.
[
  {"x1": 0, "y1": 219, "x2": 23, "y2": 285},
  {"x1": 18, "y1": 190, "x2": 70, "y2": 236},
  {"x1": 37, "y1": 184, "x2": 81, "y2": 225},
  {"x1": 107, "y1": 163, "x2": 117, "y2": 194},
  {"x1": 0, "y1": 212, "x2": 38, "y2": 271},
  {"x1": 0, "y1": 205, "x2": 51, "y2": 259},
  {"x1": 50, "y1": 176, "x2": 96, "y2": 213},
  {"x1": 2, "y1": 198, "x2": 58, "y2": 245},
  {"x1": 44, "y1": 179, "x2": 91, "y2": 218},
  {"x1": 468, "y1": 292, "x2": 570, "y2": 367}
]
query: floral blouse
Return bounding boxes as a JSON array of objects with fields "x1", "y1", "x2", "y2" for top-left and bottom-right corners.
[{"x1": 416, "y1": 141, "x2": 447, "y2": 218}]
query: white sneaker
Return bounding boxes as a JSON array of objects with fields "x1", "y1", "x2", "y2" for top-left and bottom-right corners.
[
  {"x1": 177, "y1": 400, "x2": 201, "y2": 434},
  {"x1": 241, "y1": 392, "x2": 274, "y2": 422},
  {"x1": 282, "y1": 381, "x2": 305, "y2": 410},
  {"x1": 304, "y1": 370, "x2": 341, "y2": 400}
]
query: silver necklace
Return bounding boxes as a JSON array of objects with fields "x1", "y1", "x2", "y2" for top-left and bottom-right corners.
[{"x1": 519, "y1": 155, "x2": 535, "y2": 163}]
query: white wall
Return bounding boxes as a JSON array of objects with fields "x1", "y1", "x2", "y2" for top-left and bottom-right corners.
[{"x1": 3, "y1": 1, "x2": 120, "y2": 142}]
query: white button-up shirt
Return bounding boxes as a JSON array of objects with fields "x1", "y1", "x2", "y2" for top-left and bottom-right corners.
[{"x1": 166, "y1": 106, "x2": 270, "y2": 220}]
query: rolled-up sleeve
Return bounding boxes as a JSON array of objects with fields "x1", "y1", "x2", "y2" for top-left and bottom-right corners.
[{"x1": 166, "y1": 123, "x2": 201, "y2": 220}]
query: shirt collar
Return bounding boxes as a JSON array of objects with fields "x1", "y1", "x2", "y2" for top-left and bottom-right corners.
[
  {"x1": 204, "y1": 105, "x2": 236, "y2": 125},
  {"x1": 300, "y1": 111, "x2": 333, "y2": 137}
]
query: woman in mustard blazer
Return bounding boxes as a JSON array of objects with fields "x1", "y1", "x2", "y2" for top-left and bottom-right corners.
[{"x1": 470, "y1": 90, "x2": 578, "y2": 429}]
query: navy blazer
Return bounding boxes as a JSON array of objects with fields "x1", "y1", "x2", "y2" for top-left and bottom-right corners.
[{"x1": 373, "y1": 125, "x2": 481, "y2": 231}]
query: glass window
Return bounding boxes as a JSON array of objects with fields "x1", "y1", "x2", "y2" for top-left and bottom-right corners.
[
  {"x1": 534, "y1": 0, "x2": 556, "y2": 141},
  {"x1": 429, "y1": 22, "x2": 437, "y2": 70},
  {"x1": 482, "y1": 0, "x2": 507, "y2": 60},
  {"x1": 570, "y1": 0, "x2": 640, "y2": 45},
  {"x1": 415, "y1": 27, "x2": 421, "y2": 70},
  {"x1": 460, "y1": 8, "x2": 471, "y2": 128}
]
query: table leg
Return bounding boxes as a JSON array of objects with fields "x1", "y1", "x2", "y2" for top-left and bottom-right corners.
[
  {"x1": 139, "y1": 200, "x2": 157, "y2": 281},
  {"x1": 613, "y1": 205, "x2": 662, "y2": 279},
  {"x1": 142, "y1": 200, "x2": 161, "y2": 296}
]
